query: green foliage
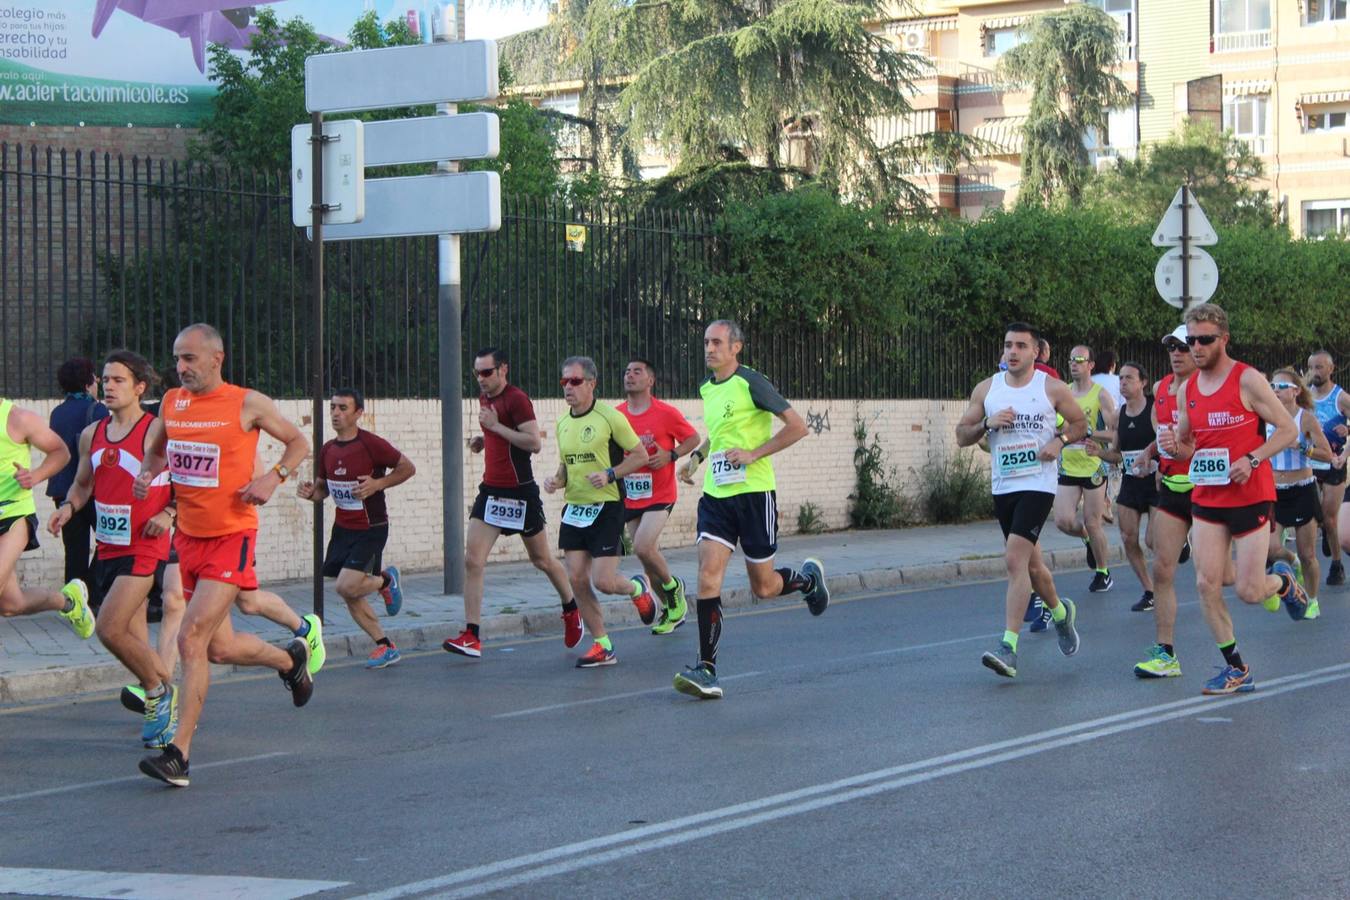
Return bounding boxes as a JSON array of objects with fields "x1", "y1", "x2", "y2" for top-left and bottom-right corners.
[
  {"x1": 916, "y1": 453, "x2": 994, "y2": 524},
  {"x1": 849, "y1": 419, "x2": 917, "y2": 529},
  {"x1": 796, "y1": 501, "x2": 828, "y2": 535},
  {"x1": 463, "y1": 98, "x2": 561, "y2": 199}
]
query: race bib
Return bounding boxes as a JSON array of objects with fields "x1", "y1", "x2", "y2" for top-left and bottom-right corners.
[
  {"x1": 563, "y1": 503, "x2": 603, "y2": 528},
  {"x1": 708, "y1": 451, "x2": 747, "y2": 487},
  {"x1": 623, "y1": 473, "x2": 653, "y2": 500},
  {"x1": 994, "y1": 439, "x2": 1041, "y2": 479},
  {"x1": 327, "y1": 479, "x2": 364, "y2": 511},
  {"x1": 94, "y1": 501, "x2": 131, "y2": 546},
  {"x1": 167, "y1": 439, "x2": 220, "y2": 488},
  {"x1": 484, "y1": 496, "x2": 527, "y2": 530},
  {"x1": 1189, "y1": 448, "x2": 1230, "y2": 486}
]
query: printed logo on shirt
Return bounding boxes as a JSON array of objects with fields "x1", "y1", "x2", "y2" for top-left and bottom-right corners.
[
  {"x1": 580, "y1": 426, "x2": 595, "y2": 443},
  {"x1": 175, "y1": 396, "x2": 191, "y2": 410}
]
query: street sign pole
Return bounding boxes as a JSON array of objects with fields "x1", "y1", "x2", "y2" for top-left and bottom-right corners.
[
  {"x1": 437, "y1": 13, "x2": 465, "y2": 596},
  {"x1": 1180, "y1": 185, "x2": 1191, "y2": 310},
  {"x1": 309, "y1": 110, "x2": 326, "y2": 621}
]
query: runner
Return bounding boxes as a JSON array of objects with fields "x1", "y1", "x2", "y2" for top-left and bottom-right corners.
[
  {"x1": 46, "y1": 350, "x2": 179, "y2": 750},
  {"x1": 0, "y1": 397, "x2": 93, "y2": 645},
  {"x1": 444, "y1": 348, "x2": 578, "y2": 659},
  {"x1": 1052, "y1": 344, "x2": 1117, "y2": 593},
  {"x1": 672, "y1": 320, "x2": 829, "y2": 699},
  {"x1": 1306, "y1": 350, "x2": 1350, "y2": 586},
  {"x1": 1172, "y1": 304, "x2": 1304, "y2": 696},
  {"x1": 1092, "y1": 350, "x2": 1124, "y2": 524},
  {"x1": 1035, "y1": 338, "x2": 1060, "y2": 380},
  {"x1": 956, "y1": 322, "x2": 1084, "y2": 679},
  {"x1": 616, "y1": 357, "x2": 700, "y2": 635},
  {"x1": 1265, "y1": 368, "x2": 1332, "y2": 619},
  {"x1": 298, "y1": 388, "x2": 415, "y2": 669},
  {"x1": 134, "y1": 323, "x2": 317, "y2": 787},
  {"x1": 1092, "y1": 360, "x2": 1157, "y2": 611}
]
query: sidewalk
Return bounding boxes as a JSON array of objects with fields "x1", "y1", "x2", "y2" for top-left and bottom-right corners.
[{"x1": 0, "y1": 521, "x2": 1124, "y2": 703}]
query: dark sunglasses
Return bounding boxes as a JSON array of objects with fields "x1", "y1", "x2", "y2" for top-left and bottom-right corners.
[
  {"x1": 475, "y1": 367, "x2": 498, "y2": 378},
  {"x1": 560, "y1": 377, "x2": 587, "y2": 387},
  {"x1": 1185, "y1": 334, "x2": 1220, "y2": 346},
  {"x1": 1163, "y1": 341, "x2": 1187, "y2": 352}
]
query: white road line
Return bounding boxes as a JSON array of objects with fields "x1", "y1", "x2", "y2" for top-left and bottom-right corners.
[
  {"x1": 0, "y1": 867, "x2": 347, "y2": 900},
  {"x1": 492, "y1": 671, "x2": 765, "y2": 719},
  {"x1": 355, "y1": 661, "x2": 1350, "y2": 900},
  {"x1": 0, "y1": 752, "x2": 293, "y2": 804}
]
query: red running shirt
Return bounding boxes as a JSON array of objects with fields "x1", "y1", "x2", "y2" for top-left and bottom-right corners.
[
  {"x1": 318, "y1": 430, "x2": 403, "y2": 529},
  {"x1": 480, "y1": 384, "x2": 537, "y2": 488},
  {"x1": 90, "y1": 413, "x2": 171, "y2": 561},
  {"x1": 1184, "y1": 362, "x2": 1276, "y2": 507},
  {"x1": 1154, "y1": 373, "x2": 1187, "y2": 479},
  {"x1": 616, "y1": 397, "x2": 697, "y2": 508}
]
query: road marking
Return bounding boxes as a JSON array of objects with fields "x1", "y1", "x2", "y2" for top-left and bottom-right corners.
[
  {"x1": 0, "y1": 867, "x2": 347, "y2": 899},
  {"x1": 492, "y1": 672, "x2": 765, "y2": 719},
  {"x1": 0, "y1": 752, "x2": 293, "y2": 805},
  {"x1": 356, "y1": 661, "x2": 1350, "y2": 899}
]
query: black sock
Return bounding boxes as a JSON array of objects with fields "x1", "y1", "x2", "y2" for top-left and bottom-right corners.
[
  {"x1": 376, "y1": 637, "x2": 391, "y2": 647},
  {"x1": 380, "y1": 572, "x2": 392, "y2": 590},
  {"x1": 561, "y1": 599, "x2": 578, "y2": 614},
  {"x1": 1143, "y1": 590, "x2": 1155, "y2": 601},
  {"x1": 1161, "y1": 643, "x2": 1174, "y2": 657},
  {"x1": 776, "y1": 567, "x2": 811, "y2": 596},
  {"x1": 697, "y1": 596, "x2": 722, "y2": 673},
  {"x1": 1219, "y1": 641, "x2": 1244, "y2": 669},
  {"x1": 467, "y1": 623, "x2": 480, "y2": 638}
]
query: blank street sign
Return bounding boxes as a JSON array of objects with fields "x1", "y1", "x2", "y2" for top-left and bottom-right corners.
[
  {"x1": 305, "y1": 41, "x2": 499, "y2": 113},
  {"x1": 311, "y1": 172, "x2": 501, "y2": 240},
  {"x1": 290, "y1": 119, "x2": 365, "y2": 227},
  {"x1": 363, "y1": 113, "x2": 500, "y2": 167}
]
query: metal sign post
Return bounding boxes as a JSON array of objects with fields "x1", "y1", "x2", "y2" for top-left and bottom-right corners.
[
  {"x1": 1152, "y1": 185, "x2": 1219, "y2": 312},
  {"x1": 309, "y1": 111, "x2": 326, "y2": 620}
]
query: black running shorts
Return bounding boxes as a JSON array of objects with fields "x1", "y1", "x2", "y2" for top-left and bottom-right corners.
[
  {"x1": 696, "y1": 491, "x2": 779, "y2": 562},
  {"x1": 1116, "y1": 475, "x2": 1158, "y2": 513},
  {"x1": 558, "y1": 501, "x2": 624, "y2": 557},
  {"x1": 322, "y1": 524, "x2": 389, "y2": 577},
  {"x1": 1275, "y1": 481, "x2": 1320, "y2": 528},
  {"x1": 471, "y1": 482, "x2": 546, "y2": 538},
  {"x1": 0, "y1": 514, "x2": 39, "y2": 552},
  {"x1": 1314, "y1": 466, "x2": 1347, "y2": 487},
  {"x1": 1192, "y1": 501, "x2": 1274, "y2": 538},
  {"x1": 1156, "y1": 483, "x2": 1193, "y2": 523},
  {"x1": 993, "y1": 490, "x2": 1055, "y2": 543}
]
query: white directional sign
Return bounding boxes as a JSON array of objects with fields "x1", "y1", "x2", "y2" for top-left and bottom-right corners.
[
  {"x1": 1152, "y1": 187, "x2": 1218, "y2": 247},
  {"x1": 1154, "y1": 246, "x2": 1219, "y2": 309},
  {"x1": 311, "y1": 172, "x2": 501, "y2": 241},
  {"x1": 290, "y1": 119, "x2": 365, "y2": 227},
  {"x1": 362, "y1": 113, "x2": 499, "y2": 167},
  {"x1": 304, "y1": 40, "x2": 499, "y2": 113}
]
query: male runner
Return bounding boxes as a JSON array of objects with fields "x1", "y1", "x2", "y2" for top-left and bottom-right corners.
[
  {"x1": 47, "y1": 351, "x2": 178, "y2": 749},
  {"x1": 957, "y1": 322, "x2": 1084, "y2": 678},
  {"x1": 1052, "y1": 345, "x2": 1117, "y2": 592},
  {"x1": 134, "y1": 323, "x2": 316, "y2": 787},
  {"x1": 1093, "y1": 361, "x2": 1156, "y2": 611},
  {"x1": 672, "y1": 320, "x2": 829, "y2": 699},
  {"x1": 444, "y1": 348, "x2": 578, "y2": 658},
  {"x1": 298, "y1": 388, "x2": 414, "y2": 669},
  {"x1": 617, "y1": 357, "x2": 700, "y2": 635},
  {"x1": 1034, "y1": 339, "x2": 1060, "y2": 380},
  {"x1": 543, "y1": 356, "x2": 653, "y2": 667},
  {"x1": 0, "y1": 398, "x2": 93, "y2": 642},
  {"x1": 1172, "y1": 304, "x2": 1303, "y2": 696},
  {"x1": 1307, "y1": 350, "x2": 1349, "y2": 585}
]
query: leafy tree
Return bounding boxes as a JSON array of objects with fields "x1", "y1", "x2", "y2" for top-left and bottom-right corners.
[{"x1": 1000, "y1": 4, "x2": 1131, "y2": 206}]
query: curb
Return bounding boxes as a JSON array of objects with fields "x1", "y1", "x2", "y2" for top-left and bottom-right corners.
[{"x1": 0, "y1": 543, "x2": 1126, "y2": 704}]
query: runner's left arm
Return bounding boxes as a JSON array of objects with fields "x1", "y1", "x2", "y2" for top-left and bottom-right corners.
[
  {"x1": 239, "y1": 390, "x2": 310, "y2": 505},
  {"x1": 1303, "y1": 409, "x2": 1334, "y2": 465}
]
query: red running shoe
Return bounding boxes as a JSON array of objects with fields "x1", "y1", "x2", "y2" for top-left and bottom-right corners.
[
  {"x1": 442, "y1": 629, "x2": 482, "y2": 658},
  {"x1": 575, "y1": 641, "x2": 616, "y2": 668},
  {"x1": 630, "y1": 575, "x2": 657, "y2": 625},
  {"x1": 562, "y1": 607, "x2": 584, "y2": 648}
]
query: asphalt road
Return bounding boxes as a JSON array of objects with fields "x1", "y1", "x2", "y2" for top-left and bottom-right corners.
[{"x1": 2, "y1": 563, "x2": 1348, "y2": 899}]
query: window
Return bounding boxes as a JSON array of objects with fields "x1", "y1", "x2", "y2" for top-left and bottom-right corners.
[
  {"x1": 1305, "y1": 108, "x2": 1349, "y2": 132},
  {"x1": 1305, "y1": 0, "x2": 1348, "y2": 25},
  {"x1": 1304, "y1": 200, "x2": 1350, "y2": 237},
  {"x1": 983, "y1": 27, "x2": 1022, "y2": 57},
  {"x1": 1216, "y1": 0, "x2": 1271, "y2": 32},
  {"x1": 1088, "y1": 0, "x2": 1135, "y2": 58},
  {"x1": 1224, "y1": 94, "x2": 1269, "y2": 152}
]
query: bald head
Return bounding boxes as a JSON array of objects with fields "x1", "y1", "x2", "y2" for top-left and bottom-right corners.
[
  {"x1": 173, "y1": 322, "x2": 225, "y2": 394},
  {"x1": 1307, "y1": 350, "x2": 1335, "y2": 389},
  {"x1": 177, "y1": 323, "x2": 224, "y2": 352}
]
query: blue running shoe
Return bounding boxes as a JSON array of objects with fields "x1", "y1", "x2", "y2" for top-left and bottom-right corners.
[
  {"x1": 1028, "y1": 597, "x2": 1051, "y2": 633},
  {"x1": 380, "y1": 567, "x2": 403, "y2": 617},
  {"x1": 1270, "y1": 560, "x2": 1308, "y2": 621},
  {"x1": 365, "y1": 643, "x2": 401, "y2": 669},
  {"x1": 1022, "y1": 593, "x2": 1040, "y2": 623},
  {"x1": 1201, "y1": 664, "x2": 1254, "y2": 695},
  {"x1": 141, "y1": 685, "x2": 177, "y2": 749}
]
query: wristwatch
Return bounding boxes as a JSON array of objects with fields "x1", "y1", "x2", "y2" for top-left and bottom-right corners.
[
  {"x1": 1245, "y1": 453, "x2": 1261, "y2": 469},
  {"x1": 272, "y1": 463, "x2": 291, "y2": 482},
  {"x1": 669, "y1": 449, "x2": 679, "y2": 463},
  {"x1": 605, "y1": 467, "x2": 616, "y2": 484},
  {"x1": 691, "y1": 450, "x2": 705, "y2": 464}
]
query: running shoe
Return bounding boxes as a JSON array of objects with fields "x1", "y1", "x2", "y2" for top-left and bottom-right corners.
[
  {"x1": 1328, "y1": 560, "x2": 1346, "y2": 586},
  {"x1": 1130, "y1": 593, "x2": 1155, "y2": 612},
  {"x1": 280, "y1": 638, "x2": 314, "y2": 707},
  {"x1": 630, "y1": 575, "x2": 658, "y2": 626},
  {"x1": 120, "y1": 684, "x2": 146, "y2": 715},
  {"x1": 981, "y1": 642, "x2": 1018, "y2": 678},
  {"x1": 442, "y1": 629, "x2": 482, "y2": 658},
  {"x1": 673, "y1": 663, "x2": 723, "y2": 699},
  {"x1": 1083, "y1": 537, "x2": 1097, "y2": 571},
  {"x1": 1178, "y1": 540, "x2": 1191, "y2": 565},
  {"x1": 380, "y1": 566, "x2": 403, "y2": 616},
  {"x1": 141, "y1": 685, "x2": 178, "y2": 750},
  {"x1": 576, "y1": 642, "x2": 616, "y2": 668},
  {"x1": 1201, "y1": 664, "x2": 1254, "y2": 695},
  {"x1": 302, "y1": 613, "x2": 325, "y2": 676},
  {"x1": 139, "y1": 744, "x2": 189, "y2": 788},
  {"x1": 58, "y1": 579, "x2": 95, "y2": 639},
  {"x1": 1088, "y1": 570, "x2": 1114, "y2": 593},
  {"x1": 1028, "y1": 597, "x2": 1051, "y2": 633},
  {"x1": 1262, "y1": 593, "x2": 1281, "y2": 613},
  {"x1": 1054, "y1": 598, "x2": 1080, "y2": 657},
  {"x1": 667, "y1": 575, "x2": 688, "y2": 610},
  {"x1": 366, "y1": 643, "x2": 401, "y2": 669},
  {"x1": 1272, "y1": 560, "x2": 1309, "y2": 621},
  {"x1": 651, "y1": 595, "x2": 688, "y2": 636},
  {"x1": 1305, "y1": 599, "x2": 1321, "y2": 621},
  {"x1": 562, "y1": 607, "x2": 584, "y2": 648},
  {"x1": 802, "y1": 558, "x2": 829, "y2": 616},
  {"x1": 1134, "y1": 644, "x2": 1181, "y2": 679},
  {"x1": 1023, "y1": 593, "x2": 1041, "y2": 622}
]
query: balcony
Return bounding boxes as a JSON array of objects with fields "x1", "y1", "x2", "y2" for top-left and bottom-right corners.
[{"x1": 1212, "y1": 29, "x2": 1273, "y2": 52}]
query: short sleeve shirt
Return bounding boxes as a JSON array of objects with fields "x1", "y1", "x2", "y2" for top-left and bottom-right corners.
[
  {"x1": 555, "y1": 401, "x2": 642, "y2": 504},
  {"x1": 700, "y1": 366, "x2": 791, "y2": 498},
  {"x1": 616, "y1": 397, "x2": 697, "y2": 508},
  {"x1": 481, "y1": 385, "x2": 537, "y2": 488},
  {"x1": 318, "y1": 429, "x2": 403, "y2": 529}
]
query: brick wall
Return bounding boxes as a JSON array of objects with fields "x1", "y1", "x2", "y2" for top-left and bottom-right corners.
[
  {"x1": 10, "y1": 396, "x2": 973, "y2": 587},
  {"x1": 0, "y1": 125, "x2": 194, "y2": 160}
]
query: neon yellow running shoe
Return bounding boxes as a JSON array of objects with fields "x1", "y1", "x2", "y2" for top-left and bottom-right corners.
[
  {"x1": 1133, "y1": 644, "x2": 1181, "y2": 679},
  {"x1": 1262, "y1": 593, "x2": 1281, "y2": 613},
  {"x1": 651, "y1": 583, "x2": 687, "y2": 636},
  {"x1": 59, "y1": 579, "x2": 94, "y2": 639},
  {"x1": 302, "y1": 613, "x2": 326, "y2": 676},
  {"x1": 1304, "y1": 598, "x2": 1321, "y2": 620}
]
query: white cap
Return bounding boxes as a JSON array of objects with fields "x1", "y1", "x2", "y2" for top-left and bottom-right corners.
[{"x1": 1162, "y1": 324, "x2": 1187, "y2": 345}]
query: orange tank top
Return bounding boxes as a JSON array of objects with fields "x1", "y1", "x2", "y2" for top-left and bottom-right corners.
[{"x1": 161, "y1": 383, "x2": 260, "y2": 537}]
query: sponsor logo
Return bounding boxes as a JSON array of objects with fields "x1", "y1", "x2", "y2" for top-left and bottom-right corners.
[
  {"x1": 1207, "y1": 411, "x2": 1246, "y2": 428},
  {"x1": 580, "y1": 425, "x2": 595, "y2": 443},
  {"x1": 100, "y1": 448, "x2": 119, "y2": 468},
  {"x1": 174, "y1": 396, "x2": 191, "y2": 410}
]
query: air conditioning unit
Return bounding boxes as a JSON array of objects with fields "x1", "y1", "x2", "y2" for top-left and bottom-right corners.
[{"x1": 902, "y1": 29, "x2": 929, "y2": 53}]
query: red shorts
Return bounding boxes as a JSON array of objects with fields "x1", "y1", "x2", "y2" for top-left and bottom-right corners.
[{"x1": 174, "y1": 529, "x2": 259, "y2": 600}]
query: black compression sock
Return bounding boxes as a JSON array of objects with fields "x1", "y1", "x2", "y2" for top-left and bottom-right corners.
[
  {"x1": 467, "y1": 623, "x2": 480, "y2": 638},
  {"x1": 1143, "y1": 590, "x2": 1155, "y2": 601},
  {"x1": 1161, "y1": 643, "x2": 1174, "y2": 657},
  {"x1": 1219, "y1": 641, "x2": 1244, "y2": 669},
  {"x1": 380, "y1": 572, "x2": 392, "y2": 590},
  {"x1": 775, "y1": 567, "x2": 811, "y2": 596},
  {"x1": 376, "y1": 637, "x2": 391, "y2": 647},
  {"x1": 697, "y1": 596, "x2": 722, "y2": 671},
  {"x1": 561, "y1": 599, "x2": 578, "y2": 614}
]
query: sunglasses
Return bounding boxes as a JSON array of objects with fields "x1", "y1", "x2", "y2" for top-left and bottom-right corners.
[
  {"x1": 1163, "y1": 341, "x2": 1187, "y2": 352},
  {"x1": 1069, "y1": 355, "x2": 1090, "y2": 363},
  {"x1": 560, "y1": 377, "x2": 587, "y2": 387},
  {"x1": 475, "y1": 367, "x2": 498, "y2": 378},
  {"x1": 1185, "y1": 334, "x2": 1220, "y2": 346},
  {"x1": 1271, "y1": 381, "x2": 1296, "y2": 390}
]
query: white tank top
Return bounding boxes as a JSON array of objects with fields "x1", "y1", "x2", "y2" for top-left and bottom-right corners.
[
  {"x1": 1268, "y1": 408, "x2": 1310, "y2": 473},
  {"x1": 985, "y1": 370, "x2": 1059, "y2": 496}
]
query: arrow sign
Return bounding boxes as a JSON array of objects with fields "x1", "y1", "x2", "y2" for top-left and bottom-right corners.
[
  {"x1": 1154, "y1": 246, "x2": 1219, "y2": 309},
  {"x1": 310, "y1": 172, "x2": 501, "y2": 241},
  {"x1": 305, "y1": 40, "x2": 499, "y2": 113},
  {"x1": 1152, "y1": 187, "x2": 1218, "y2": 247}
]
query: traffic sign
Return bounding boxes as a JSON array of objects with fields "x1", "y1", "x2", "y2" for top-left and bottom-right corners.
[
  {"x1": 304, "y1": 40, "x2": 499, "y2": 113},
  {"x1": 310, "y1": 172, "x2": 501, "y2": 241},
  {"x1": 362, "y1": 113, "x2": 499, "y2": 167},
  {"x1": 1154, "y1": 246, "x2": 1218, "y2": 309},
  {"x1": 290, "y1": 119, "x2": 365, "y2": 227},
  {"x1": 1152, "y1": 187, "x2": 1218, "y2": 247}
]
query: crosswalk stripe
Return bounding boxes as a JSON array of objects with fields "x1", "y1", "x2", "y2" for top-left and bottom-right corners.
[{"x1": 0, "y1": 867, "x2": 349, "y2": 900}]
